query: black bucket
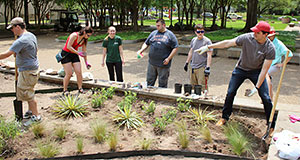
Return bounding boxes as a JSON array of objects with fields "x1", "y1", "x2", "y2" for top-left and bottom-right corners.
[
  {"x1": 194, "y1": 85, "x2": 202, "y2": 95},
  {"x1": 184, "y1": 84, "x2": 192, "y2": 94},
  {"x1": 174, "y1": 83, "x2": 182, "y2": 94}
]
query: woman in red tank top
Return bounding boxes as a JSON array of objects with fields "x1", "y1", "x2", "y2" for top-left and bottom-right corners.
[{"x1": 61, "y1": 26, "x2": 94, "y2": 95}]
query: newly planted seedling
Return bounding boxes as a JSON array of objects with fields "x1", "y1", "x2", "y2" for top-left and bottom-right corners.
[
  {"x1": 188, "y1": 107, "x2": 216, "y2": 126},
  {"x1": 142, "y1": 100, "x2": 156, "y2": 115},
  {"x1": 111, "y1": 106, "x2": 143, "y2": 129},
  {"x1": 0, "y1": 117, "x2": 21, "y2": 155},
  {"x1": 118, "y1": 91, "x2": 137, "y2": 110},
  {"x1": 90, "y1": 120, "x2": 107, "y2": 143},
  {"x1": 175, "y1": 120, "x2": 189, "y2": 149},
  {"x1": 52, "y1": 95, "x2": 89, "y2": 119},
  {"x1": 140, "y1": 138, "x2": 152, "y2": 150},
  {"x1": 153, "y1": 117, "x2": 168, "y2": 132},
  {"x1": 199, "y1": 126, "x2": 213, "y2": 143},
  {"x1": 31, "y1": 122, "x2": 45, "y2": 138},
  {"x1": 54, "y1": 125, "x2": 67, "y2": 140},
  {"x1": 92, "y1": 91, "x2": 107, "y2": 108},
  {"x1": 176, "y1": 97, "x2": 192, "y2": 112},
  {"x1": 36, "y1": 139, "x2": 60, "y2": 158},
  {"x1": 107, "y1": 131, "x2": 118, "y2": 151},
  {"x1": 76, "y1": 136, "x2": 84, "y2": 154},
  {"x1": 102, "y1": 86, "x2": 116, "y2": 99}
]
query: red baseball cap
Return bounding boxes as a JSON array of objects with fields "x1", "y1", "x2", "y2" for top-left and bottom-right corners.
[{"x1": 250, "y1": 21, "x2": 271, "y2": 33}]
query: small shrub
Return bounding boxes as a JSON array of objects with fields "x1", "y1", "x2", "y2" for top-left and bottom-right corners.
[
  {"x1": 52, "y1": 95, "x2": 89, "y2": 119},
  {"x1": 176, "y1": 97, "x2": 192, "y2": 112},
  {"x1": 140, "y1": 138, "x2": 152, "y2": 150},
  {"x1": 142, "y1": 101, "x2": 156, "y2": 115},
  {"x1": 223, "y1": 122, "x2": 253, "y2": 156},
  {"x1": 31, "y1": 122, "x2": 45, "y2": 138},
  {"x1": 163, "y1": 108, "x2": 177, "y2": 123},
  {"x1": 76, "y1": 136, "x2": 84, "y2": 154},
  {"x1": 188, "y1": 107, "x2": 216, "y2": 126},
  {"x1": 0, "y1": 117, "x2": 21, "y2": 155},
  {"x1": 36, "y1": 139, "x2": 60, "y2": 158},
  {"x1": 54, "y1": 125, "x2": 67, "y2": 140},
  {"x1": 107, "y1": 131, "x2": 118, "y2": 151},
  {"x1": 153, "y1": 117, "x2": 167, "y2": 132},
  {"x1": 175, "y1": 120, "x2": 189, "y2": 149},
  {"x1": 111, "y1": 106, "x2": 143, "y2": 129},
  {"x1": 117, "y1": 91, "x2": 137, "y2": 110},
  {"x1": 90, "y1": 120, "x2": 107, "y2": 143},
  {"x1": 103, "y1": 87, "x2": 116, "y2": 99},
  {"x1": 91, "y1": 92, "x2": 107, "y2": 108},
  {"x1": 199, "y1": 126, "x2": 212, "y2": 143}
]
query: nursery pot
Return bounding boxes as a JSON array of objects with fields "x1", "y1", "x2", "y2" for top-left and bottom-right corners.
[
  {"x1": 194, "y1": 85, "x2": 202, "y2": 95},
  {"x1": 184, "y1": 84, "x2": 192, "y2": 94},
  {"x1": 174, "y1": 83, "x2": 182, "y2": 94}
]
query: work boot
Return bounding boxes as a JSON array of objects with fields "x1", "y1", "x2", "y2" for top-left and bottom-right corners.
[{"x1": 216, "y1": 118, "x2": 227, "y2": 126}]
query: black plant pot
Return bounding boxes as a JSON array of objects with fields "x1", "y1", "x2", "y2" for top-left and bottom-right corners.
[
  {"x1": 184, "y1": 84, "x2": 192, "y2": 94},
  {"x1": 174, "y1": 83, "x2": 182, "y2": 94},
  {"x1": 194, "y1": 85, "x2": 202, "y2": 95}
]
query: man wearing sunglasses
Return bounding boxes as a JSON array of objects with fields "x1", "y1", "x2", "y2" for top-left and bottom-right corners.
[
  {"x1": 0, "y1": 17, "x2": 41, "y2": 126},
  {"x1": 195, "y1": 21, "x2": 276, "y2": 129},
  {"x1": 184, "y1": 24, "x2": 213, "y2": 91}
]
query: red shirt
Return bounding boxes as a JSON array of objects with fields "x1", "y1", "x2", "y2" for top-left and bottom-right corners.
[{"x1": 63, "y1": 32, "x2": 84, "y2": 53}]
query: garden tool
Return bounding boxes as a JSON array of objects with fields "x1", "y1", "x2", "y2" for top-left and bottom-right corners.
[
  {"x1": 261, "y1": 50, "x2": 290, "y2": 151},
  {"x1": 13, "y1": 35, "x2": 23, "y2": 121},
  {"x1": 203, "y1": 75, "x2": 208, "y2": 99}
]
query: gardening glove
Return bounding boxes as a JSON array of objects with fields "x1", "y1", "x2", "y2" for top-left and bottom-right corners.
[
  {"x1": 184, "y1": 62, "x2": 188, "y2": 72},
  {"x1": 194, "y1": 45, "x2": 209, "y2": 55},
  {"x1": 78, "y1": 51, "x2": 86, "y2": 57},
  {"x1": 247, "y1": 87, "x2": 258, "y2": 97},
  {"x1": 86, "y1": 62, "x2": 91, "y2": 70},
  {"x1": 204, "y1": 67, "x2": 210, "y2": 76}
]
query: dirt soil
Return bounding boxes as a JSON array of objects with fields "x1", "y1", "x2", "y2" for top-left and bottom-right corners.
[{"x1": 0, "y1": 73, "x2": 267, "y2": 159}]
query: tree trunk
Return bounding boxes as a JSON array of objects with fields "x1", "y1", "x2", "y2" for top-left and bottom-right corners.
[
  {"x1": 24, "y1": 0, "x2": 29, "y2": 25},
  {"x1": 241, "y1": 0, "x2": 258, "y2": 32}
]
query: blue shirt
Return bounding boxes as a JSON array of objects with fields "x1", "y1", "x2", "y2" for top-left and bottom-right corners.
[
  {"x1": 271, "y1": 37, "x2": 293, "y2": 66},
  {"x1": 9, "y1": 32, "x2": 39, "y2": 72},
  {"x1": 145, "y1": 29, "x2": 178, "y2": 68}
]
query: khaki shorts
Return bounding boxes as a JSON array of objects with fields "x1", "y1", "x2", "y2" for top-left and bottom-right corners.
[
  {"x1": 190, "y1": 67, "x2": 208, "y2": 90},
  {"x1": 17, "y1": 69, "x2": 40, "y2": 101}
]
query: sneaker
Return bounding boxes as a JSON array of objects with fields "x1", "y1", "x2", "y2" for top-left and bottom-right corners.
[
  {"x1": 62, "y1": 90, "x2": 70, "y2": 96},
  {"x1": 24, "y1": 110, "x2": 32, "y2": 119},
  {"x1": 216, "y1": 118, "x2": 227, "y2": 126},
  {"x1": 23, "y1": 115, "x2": 42, "y2": 127}
]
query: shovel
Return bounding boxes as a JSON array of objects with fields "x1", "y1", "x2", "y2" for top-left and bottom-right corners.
[
  {"x1": 203, "y1": 76, "x2": 208, "y2": 99},
  {"x1": 261, "y1": 50, "x2": 290, "y2": 150},
  {"x1": 13, "y1": 35, "x2": 23, "y2": 121}
]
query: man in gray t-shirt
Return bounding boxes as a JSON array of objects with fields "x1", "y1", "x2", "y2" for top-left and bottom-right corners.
[
  {"x1": 196, "y1": 21, "x2": 276, "y2": 129},
  {"x1": 184, "y1": 24, "x2": 213, "y2": 90},
  {"x1": 137, "y1": 19, "x2": 178, "y2": 88},
  {"x1": 0, "y1": 17, "x2": 41, "y2": 126}
]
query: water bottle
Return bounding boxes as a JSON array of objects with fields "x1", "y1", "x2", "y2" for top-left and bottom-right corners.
[{"x1": 137, "y1": 52, "x2": 144, "y2": 59}]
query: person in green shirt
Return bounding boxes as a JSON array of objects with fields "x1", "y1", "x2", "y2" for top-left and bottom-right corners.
[{"x1": 101, "y1": 26, "x2": 124, "y2": 82}]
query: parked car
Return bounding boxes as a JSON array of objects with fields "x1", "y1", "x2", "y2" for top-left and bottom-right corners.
[
  {"x1": 227, "y1": 13, "x2": 242, "y2": 20},
  {"x1": 202, "y1": 12, "x2": 214, "y2": 18}
]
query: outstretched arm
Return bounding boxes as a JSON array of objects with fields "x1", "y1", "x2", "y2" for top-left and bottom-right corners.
[{"x1": 0, "y1": 50, "x2": 14, "y2": 60}]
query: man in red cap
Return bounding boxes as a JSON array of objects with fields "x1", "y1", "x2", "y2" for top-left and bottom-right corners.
[{"x1": 195, "y1": 21, "x2": 276, "y2": 128}]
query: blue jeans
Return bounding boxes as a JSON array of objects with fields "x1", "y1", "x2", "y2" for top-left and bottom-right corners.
[
  {"x1": 222, "y1": 68, "x2": 275, "y2": 126},
  {"x1": 147, "y1": 63, "x2": 170, "y2": 88}
]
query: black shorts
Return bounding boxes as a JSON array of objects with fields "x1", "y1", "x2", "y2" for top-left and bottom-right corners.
[{"x1": 61, "y1": 50, "x2": 80, "y2": 64}]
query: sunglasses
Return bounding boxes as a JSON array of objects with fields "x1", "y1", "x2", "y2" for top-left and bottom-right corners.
[
  {"x1": 196, "y1": 30, "x2": 205, "y2": 34},
  {"x1": 86, "y1": 34, "x2": 92, "y2": 37}
]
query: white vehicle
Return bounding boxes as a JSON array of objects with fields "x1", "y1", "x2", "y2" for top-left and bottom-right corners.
[{"x1": 227, "y1": 13, "x2": 242, "y2": 20}]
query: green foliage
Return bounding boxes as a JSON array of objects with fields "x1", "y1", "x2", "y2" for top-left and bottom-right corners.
[
  {"x1": 176, "y1": 97, "x2": 192, "y2": 112},
  {"x1": 52, "y1": 95, "x2": 89, "y2": 119},
  {"x1": 91, "y1": 89, "x2": 107, "y2": 108},
  {"x1": 0, "y1": 117, "x2": 21, "y2": 155},
  {"x1": 223, "y1": 122, "x2": 253, "y2": 156},
  {"x1": 90, "y1": 120, "x2": 107, "y2": 143},
  {"x1": 175, "y1": 120, "x2": 189, "y2": 149},
  {"x1": 142, "y1": 100, "x2": 156, "y2": 115},
  {"x1": 162, "y1": 108, "x2": 178, "y2": 123},
  {"x1": 107, "y1": 131, "x2": 118, "y2": 151},
  {"x1": 118, "y1": 91, "x2": 137, "y2": 110},
  {"x1": 103, "y1": 87, "x2": 116, "y2": 99},
  {"x1": 188, "y1": 107, "x2": 216, "y2": 126},
  {"x1": 54, "y1": 125, "x2": 67, "y2": 140},
  {"x1": 31, "y1": 122, "x2": 45, "y2": 138},
  {"x1": 153, "y1": 117, "x2": 168, "y2": 132},
  {"x1": 111, "y1": 106, "x2": 143, "y2": 129},
  {"x1": 153, "y1": 108, "x2": 178, "y2": 132},
  {"x1": 36, "y1": 139, "x2": 60, "y2": 158},
  {"x1": 140, "y1": 138, "x2": 152, "y2": 150},
  {"x1": 76, "y1": 136, "x2": 84, "y2": 154},
  {"x1": 199, "y1": 126, "x2": 213, "y2": 143}
]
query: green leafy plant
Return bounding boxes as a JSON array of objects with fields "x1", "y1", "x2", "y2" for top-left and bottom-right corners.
[
  {"x1": 102, "y1": 87, "x2": 116, "y2": 99},
  {"x1": 76, "y1": 136, "x2": 84, "y2": 154},
  {"x1": 36, "y1": 139, "x2": 60, "y2": 158},
  {"x1": 111, "y1": 106, "x2": 143, "y2": 129},
  {"x1": 0, "y1": 117, "x2": 21, "y2": 155},
  {"x1": 199, "y1": 126, "x2": 213, "y2": 143},
  {"x1": 188, "y1": 107, "x2": 216, "y2": 126},
  {"x1": 31, "y1": 122, "x2": 45, "y2": 138},
  {"x1": 163, "y1": 108, "x2": 177, "y2": 123},
  {"x1": 153, "y1": 108, "x2": 177, "y2": 133},
  {"x1": 142, "y1": 101, "x2": 156, "y2": 115},
  {"x1": 91, "y1": 91, "x2": 107, "y2": 108},
  {"x1": 153, "y1": 117, "x2": 168, "y2": 132},
  {"x1": 176, "y1": 97, "x2": 192, "y2": 112},
  {"x1": 140, "y1": 138, "x2": 152, "y2": 150},
  {"x1": 118, "y1": 91, "x2": 137, "y2": 110},
  {"x1": 52, "y1": 95, "x2": 89, "y2": 119},
  {"x1": 54, "y1": 125, "x2": 67, "y2": 140},
  {"x1": 223, "y1": 122, "x2": 253, "y2": 156},
  {"x1": 107, "y1": 131, "x2": 118, "y2": 151},
  {"x1": 175, "y1": 120, "x2": 189, "y2": 149},
  {"x1": 90, "y1": 120, "x2": 107, "y2": 143}
]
